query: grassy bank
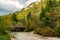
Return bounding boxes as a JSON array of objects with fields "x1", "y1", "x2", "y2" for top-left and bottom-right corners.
[{"x1": 0, "y1": 33, "x2": 10, "y2": 40}]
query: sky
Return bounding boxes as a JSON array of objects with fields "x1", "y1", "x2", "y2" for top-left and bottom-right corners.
[{"x1": 0, "y1": 0, "x2": 40, "y2": 15}]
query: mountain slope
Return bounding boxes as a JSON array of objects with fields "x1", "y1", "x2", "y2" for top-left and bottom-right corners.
[{"x1": 0, "y1": 0, "x2": 60, "y2": 37}]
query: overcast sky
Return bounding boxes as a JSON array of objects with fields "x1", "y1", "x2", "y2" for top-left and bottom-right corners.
[{"x1": 0, "y1": 0, "x2": 40, "y2": 15}]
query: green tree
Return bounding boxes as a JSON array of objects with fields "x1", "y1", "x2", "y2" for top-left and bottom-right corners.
[
  {"x1": 0, "y1": 16, "x2": 12, "y2": 33},
  {"x1": 12, "y1": 13, "x2": 18, "y2": 23}
]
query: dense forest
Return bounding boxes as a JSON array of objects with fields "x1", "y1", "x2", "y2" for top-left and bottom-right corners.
[{"x1": 0, "y1": 0, "x2": 60, "y2": 40}]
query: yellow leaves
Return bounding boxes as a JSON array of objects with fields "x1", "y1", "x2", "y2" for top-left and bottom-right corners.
[
  {"x1": 16, "y1": 10, "x2": 29, "y2": 20},
  {"x1": 6, "y1": 15, "x2": 11, "y2": 21},
  {"x1": 40, "y1": 0, "x2": 47, "y2": 9},
  {"x1": 16, "y1": 13, "x2": 25, "y2": 20}
]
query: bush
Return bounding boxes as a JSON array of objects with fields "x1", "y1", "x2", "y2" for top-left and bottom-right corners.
[
  {"x1": 34, "y1": 27, "x2": 42, "y2": 35},
  {"x1": 0, "y1": 33, "x2": 10, "y2": 40},
  {"x1": 55, "y1": 27, "x2": 60, "y2": 37},
  {"x1": 34, "y1": 26, "x2": 57, "y2": 37},
  {"x1": 24, "y1": 23, "x2": 34, "y2": 32}
]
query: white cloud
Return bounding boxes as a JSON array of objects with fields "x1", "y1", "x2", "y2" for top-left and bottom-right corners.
[
  {"x1": 0, "y1": 0, "x2": 24, "y2": 10},
  {"x1": 0, "y1": 0, "x2": 40, "y2": 15}
]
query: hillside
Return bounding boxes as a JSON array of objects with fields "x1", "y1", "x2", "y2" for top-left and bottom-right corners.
[{"x1": 0, "y1": 0, "x2": 60, "y2": 40}]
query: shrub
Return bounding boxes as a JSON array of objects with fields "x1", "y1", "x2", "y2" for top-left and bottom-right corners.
[
  {"x1": 34, "y1": 26, "x2": 57, "y2": 37},
  {"x1": 24, "y1": 22, "x2": 34, "y2": 32},
  {"x1": 34, "y1": 27, "x2": 42, "y2": 35},
  {"x1": 55, "y1": 27, "x2": 60, "y2": 37},
  {"x1": 0, "y1": 33, "x2": 10, "y2": 40}
]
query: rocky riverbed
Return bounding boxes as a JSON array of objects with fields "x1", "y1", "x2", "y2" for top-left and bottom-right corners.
[{"x1": 11, "y1": 32, "x2": 60, "y2": 40}]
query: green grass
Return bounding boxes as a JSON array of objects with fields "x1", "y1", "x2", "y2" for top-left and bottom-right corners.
[{"x1": 0, "y1": 33, "x2": 11, "y2": 40}]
